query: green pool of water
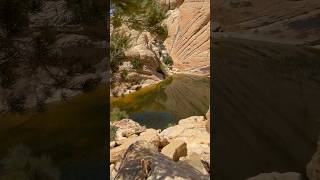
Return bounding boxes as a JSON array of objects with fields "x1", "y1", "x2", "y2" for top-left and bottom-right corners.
[
  {"x1": 0, "y1": 85, "x2": 108, "y2": 179},
  {"x1": 111, "y1": 74, "x2": 210, "y2": 129}
]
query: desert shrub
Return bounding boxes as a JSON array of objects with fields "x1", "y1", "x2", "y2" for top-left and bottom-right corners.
[
  {"x1": 110, "y1": 31, "x2": 130, "y2": 73},
  {"x1": 6, "y1": 94, "x2": 26, "y2": 113},
  {"x1": 131, "y1": 58, "x2": 143, "y2": 70},
  {"x1": 110, "y1": 125, "x2": 118, "y2": 141},
  {"x1": 111, "y1": 0, "x2": 168, "y2": 41},
  {"x1": 120, "y1": 69, "x2": 128, "y2": 81},
  {"x1": 166, "y1": 122, "x2": 175, "y2": 128},
  {"x1": 163, "y1": 55, "x2": 173, "y2": 66},
  {"x1": 110, "y1": 107, "x2": 128, "y2": 122}
]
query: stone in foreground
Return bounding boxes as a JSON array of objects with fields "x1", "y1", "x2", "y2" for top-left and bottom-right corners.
[
  {"x1": 161, "y1": 140, "x2": 187, "y2": 161},
  {"x1": 114, "y1": 141, "x2": 209, "y2": 180}
]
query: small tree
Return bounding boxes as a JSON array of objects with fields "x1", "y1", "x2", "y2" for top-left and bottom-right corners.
[
  {"x1": 110, "y1": 31, "x2": 131, "y2": 73},
  {"x1": 110, "y1": 125, "x2": 118, "y2": 141}
]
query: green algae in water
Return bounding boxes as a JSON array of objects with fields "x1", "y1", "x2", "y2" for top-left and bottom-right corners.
[
  {"x1": 111, "y1": 74, "x2": 210, "y2": 129},
  {"x1": 0, "y1": 85, "x2": 108, "y2": 180}
]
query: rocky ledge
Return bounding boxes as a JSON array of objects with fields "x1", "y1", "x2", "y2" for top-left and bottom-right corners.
[{"x1": 110, "y1": 110, "x2": 210, "y2": 179}]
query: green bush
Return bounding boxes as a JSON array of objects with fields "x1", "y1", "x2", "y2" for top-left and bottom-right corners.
[
  {"x1": 166, "y1": 122, "x2": 175, "y2": 128},
  {"x1": 111, "y1": 0, "x2": 168, "y2": 41},
  {"x1": 110, "y1": 125, "x2": 118, "y2": 141},
  {"x1": 110, "y1": 31, "x2": 131, "y2": 73},
  {"x1": 110, "y1": 107, "x2": 128, "y2": 122},
  {"x1": 163, "y1": 55, "x2": 173, "y2": 66},
  {"x1": 131, "y1": 58, "x2": 143, "y2": 70}
]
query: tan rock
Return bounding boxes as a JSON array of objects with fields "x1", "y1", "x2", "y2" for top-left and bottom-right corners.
[
  {"x1": 182, "y1": 153, "x2": 209, "y2": 175},
  {"x1": 163, "y1": 0, "x2": 210, "y2": 71},
  {"x1": 160, "y1": 115, "x2": 210, "y2": 158},
  {"x1": 112, "y1": 119, "x2": 146, "y2": 139},
  {"x1": 158, "y1": 0, "x2": 184, "y2": 10},
  {"x1": 110, "y1": 141, "x2": 116, "y2": 148},
  {"x1": 161, "y1": 140, "x2": 187, "y2": 161},
  {"x1": 114, "y1": 141, "x2": 209, "y2": 180},
  {"x1": 110, "y1": 128, "x2": 160, "y2": 164},
  {"x1": 159, "y1": 136, "x2": 170, "y2": 148},
  {"x1": 110, "y1": 164, "x2": 117, "y2": 179}
]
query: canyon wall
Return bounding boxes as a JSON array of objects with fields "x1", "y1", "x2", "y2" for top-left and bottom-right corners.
[{"x1": 160, "y1": 0, "x2": 210, "y2": 71}]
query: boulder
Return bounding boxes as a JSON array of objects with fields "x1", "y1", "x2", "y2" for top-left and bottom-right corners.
[
  {"x1": 110, "y1": 141, "x2": 116, "y2": 148},
  {"x1": 110, "y1": 128, "x2": 160, "y2": 164},
  {"x1": 114, "y1": 141, "x2": 209, "y2": 180},
  {"x1": 112, "y1": 119, "x2": 146, "y2": 140},
  {"x1": 161, "y1": 140, "x2": 187, "y2": 161},
  {"x1": 181, "y1": 153, "x2": 209, "y2": 175},
  {"x1": 160, "y1": 116, "x2": 210, "y2": 157},
  {"x1": 247, "y1": 172, "x2": 301, "y2": 180}
]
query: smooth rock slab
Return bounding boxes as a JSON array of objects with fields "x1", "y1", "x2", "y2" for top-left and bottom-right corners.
[
  {"x1": 161, "y1": 140, "x2": 187, "y2": 161},
  {"x1": 110, "y1": 129, "x2": 160, "y2": 164}
]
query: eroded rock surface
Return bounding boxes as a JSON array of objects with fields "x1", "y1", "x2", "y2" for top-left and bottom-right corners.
[
  {"x1": 113, "y1": 141, "x2": 209, "y2": 180},
  {"x1": 161, "y1": 0, "x2": 210, "y2": 72},
  {"x1": 110, "y1": 109, "x2": 211, "y2": 179}
]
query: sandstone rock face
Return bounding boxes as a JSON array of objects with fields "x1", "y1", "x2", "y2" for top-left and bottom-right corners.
[
  {"x1": 247, "y1": 172, "x2": 301, "y2": 180},
  {"x1": 114, "y1": 141, "x2": 209, "y2": 180},
  {"x1": 162, "y1": 0, "x2": 210, "y2": 71},
  {"x1": 158, "y1": 0, "x2": 184, "y2": 10},
  {"x1": 214, "y1": 0, "x2": 320, "y2": 46},
  {"x1": 161, "y1": 140, "x2": 187, "y2": 161}
]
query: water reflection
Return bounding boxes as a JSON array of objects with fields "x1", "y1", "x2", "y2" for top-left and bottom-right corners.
[{"x1": 111, "y1": 74, "x2": 210, "y2": 129}]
